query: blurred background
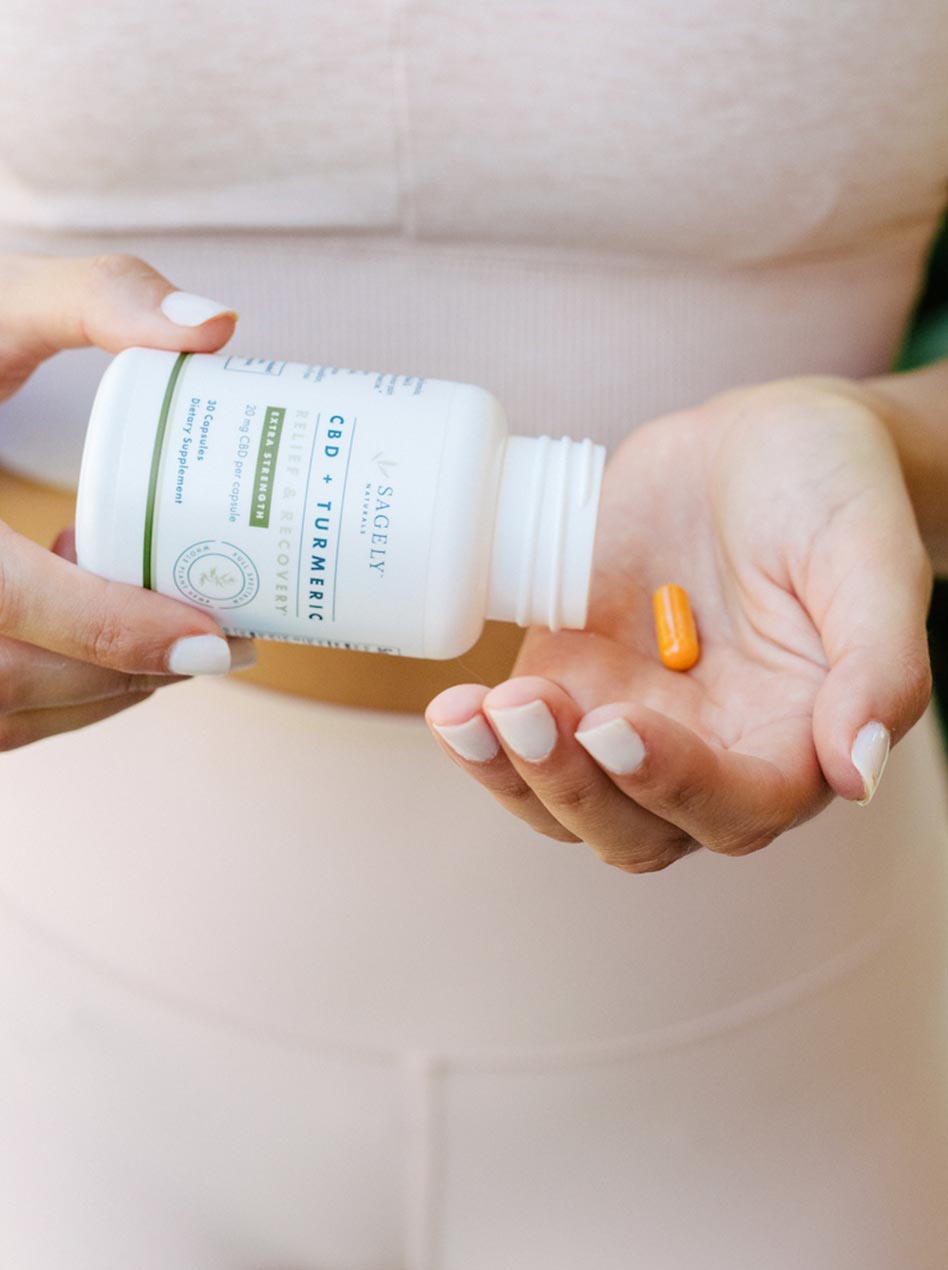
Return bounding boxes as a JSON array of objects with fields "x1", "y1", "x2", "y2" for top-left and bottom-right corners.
[{"x1": 900, "y1": 217, "x2": 948, "y2": 740}]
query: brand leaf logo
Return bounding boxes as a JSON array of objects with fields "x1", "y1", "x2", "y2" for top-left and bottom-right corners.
[
  {"x1": 198, "y1": 565, "x2": 236, "y2": 590},
  {"x1": 371, "y1": 450, "x2": 398, "y2": 480}
]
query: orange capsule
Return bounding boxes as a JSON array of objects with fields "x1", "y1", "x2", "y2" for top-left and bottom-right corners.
[{"x1": 652, "y1": 583, "x2": 700, "y2": 671}]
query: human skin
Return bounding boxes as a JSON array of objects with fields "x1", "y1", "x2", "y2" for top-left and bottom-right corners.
[
  {"x1": 426, "y1": 372, "x2": 943, "y2": 871},
  {"x1": 0, "y1": 249, "x2": 941, "y2": 866},
  {"x1": 0, "y1": 252, "x2": 255, "y2": 749}
]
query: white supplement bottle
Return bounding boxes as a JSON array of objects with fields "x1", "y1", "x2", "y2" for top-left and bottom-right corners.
[{"x1": 75, "y1": 349, "x2": 606, "y2": 659}]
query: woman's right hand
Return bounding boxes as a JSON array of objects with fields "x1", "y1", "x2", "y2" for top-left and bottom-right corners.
[
  {"x1": 0, "y1": 251, "x2": 255, "y2": 750},
  {"x1": 427, "y1": 376, "x2": 933, "y2": 869}
]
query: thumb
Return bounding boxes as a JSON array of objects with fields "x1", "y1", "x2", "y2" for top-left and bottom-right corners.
[
  {"x1": 0, "y1": 251, "x2": 237, "y2": 390},
  {"x1": 810, "y1": 494, "x2": 933, "y2": 805}
]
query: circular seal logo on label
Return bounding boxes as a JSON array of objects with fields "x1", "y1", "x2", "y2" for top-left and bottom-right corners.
[{"x1": 173, "y1": 540, "x2": 259, "y2": 609}]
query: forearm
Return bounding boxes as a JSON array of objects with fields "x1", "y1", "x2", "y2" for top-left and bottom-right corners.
[{"x1": 864, "y1": 358, "x2": 948, "y2": 576}]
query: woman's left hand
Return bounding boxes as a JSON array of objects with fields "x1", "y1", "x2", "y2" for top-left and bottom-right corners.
[{"x1": 426, "y1": 377, "x2": 934, "y2": 871}]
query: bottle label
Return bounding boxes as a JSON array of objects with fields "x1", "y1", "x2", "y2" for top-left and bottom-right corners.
[{"x1": 146, "y1": 353, "x2": 455, "y2": 655}]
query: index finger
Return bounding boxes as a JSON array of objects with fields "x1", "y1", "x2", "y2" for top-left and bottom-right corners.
[
  {"x1": 0, "y1": 519, "x2": 248, "y2": 675},
  {"x1": 0, "y1": 252, "x2": 237, "y2": 361}
]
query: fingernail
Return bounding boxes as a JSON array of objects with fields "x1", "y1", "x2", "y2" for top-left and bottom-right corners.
[
  {"x1": 486, "y1": 700, "x2": 557, "y2": 762},
  {"x1": 575, "y1": 717, "x2": 646, "y2": 775},
  {"x1": 852, "y1": 721, "x2": 890, "y2": 805},
  {"x1": 432, "y1": 716, "x2": 500, "y2": 763},
  {"x1": 227, "y1": 639, "x2": 257, "y2": 671},
  {"x1": 167, "y1": 634, "x2": 233, "y2": 675},
  {"x1": 160, "y1": 291, "x2": 238, "y2": 327}
]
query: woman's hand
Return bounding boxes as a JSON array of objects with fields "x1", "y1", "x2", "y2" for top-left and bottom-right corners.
[
  {"x1": 0, "y1": 252, "x2": 255, "y2": 750},
  {"x1": 426, "y1": 378, "x2": 933, "y2": 870}
]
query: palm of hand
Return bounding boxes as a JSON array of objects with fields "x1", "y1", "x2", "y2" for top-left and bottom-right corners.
[
  {"x1": 428, "y1": 376, "x2": 930, "y2": 862},
  {"x1": 511, "y1": 382, "x2": 907, "y2": 806}
]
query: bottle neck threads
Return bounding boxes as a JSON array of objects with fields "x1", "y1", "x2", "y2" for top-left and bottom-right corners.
[{"x1": 486, "y1": 435, "x2": 605, "y2": 631}]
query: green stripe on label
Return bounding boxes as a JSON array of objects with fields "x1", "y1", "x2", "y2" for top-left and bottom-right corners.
[
  {"x1": 143, "y1": 352, "x2": 191, "y2": 589},
  {"x1": 249, "y1": 405, "x2": 285, "y2": 529}
]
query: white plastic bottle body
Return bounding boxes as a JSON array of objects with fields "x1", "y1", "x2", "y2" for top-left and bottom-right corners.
[
  {"x1": 76, "y1": 348, "x2": 604, "y2": 660},
  {"x1": 422, "y1": 397, "x2": 508, "y2": 657}
]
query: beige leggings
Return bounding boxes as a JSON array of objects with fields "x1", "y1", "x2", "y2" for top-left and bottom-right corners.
[{"x1": 1, "y1": 677, "x2": 947, "y2": 1268}]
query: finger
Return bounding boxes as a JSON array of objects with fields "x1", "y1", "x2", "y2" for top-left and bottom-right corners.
[
  {"x1": 0, "y1": 251, "x2": 237, "y2": 391},
  {"x1": 481, "y1": 677, "x2": 693, "y2": 871},
  {"x1": 47, "y1": 528, "x2": 255, "y2": 685},
  {"x1": 0, "y1": 519, "x2": 257, "y2": 676},
  {"x1": 426, "y1": 683, "x2": 582, "y2": 843},
  {"x1": 50, "y1": 524, "x2": 76, "y2": 562},
  {"x1": 0, "y1": 636, "x2": 190, "y2": 712},
  {"x1": 808, "y1": 488, "x2": 933, "y2": 804},
  {"x1": 574, "y1": 702, "x2": 829, "y2": 857},
  {"x1": 0, "y1": 692, "x2": 157, "y2": 752}
]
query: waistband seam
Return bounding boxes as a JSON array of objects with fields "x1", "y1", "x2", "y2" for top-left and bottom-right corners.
[{"x1": 0, "y1": 874, "x2": 931, "y2": 1073}]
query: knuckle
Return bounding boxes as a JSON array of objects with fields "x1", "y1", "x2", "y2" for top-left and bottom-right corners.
[
  {"x1": 87, "y1": 600, "x2": 141, "y2": 669},
  {"x1": 87, "y1": 251, "x2": 149, "y2": 286},
  {"x1": 89, "y1": 613, "x2": 124, "y2": 665},
  {"x1": 549, "y1": 771, "x2": 605, "y2": 816},
  {"x1": 706, "y1": 823, "x2": 779, "y2": 857},
  {"x1": 493, "y1": 773, "x2": 540, "y2": 808},
  {"x1": 600, "y1": 830, "x2": 692, "y2": 874},
  {"x1": 486, "y1": 773, "x2": 580, "y2": 841},
  {"x1": 661, "y1": 767, "x2": 711, "y2": 819}
]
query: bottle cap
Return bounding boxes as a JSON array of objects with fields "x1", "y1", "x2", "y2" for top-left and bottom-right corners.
[{"x1": 486, "y1": 434, "x2": 606, "y2": 630}]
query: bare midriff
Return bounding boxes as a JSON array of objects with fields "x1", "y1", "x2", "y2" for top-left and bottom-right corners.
[{"x1": 0, "y1": 465, "x2": 523, "y2": 713}]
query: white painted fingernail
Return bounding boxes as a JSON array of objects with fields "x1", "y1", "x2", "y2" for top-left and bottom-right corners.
[
  {"x1": 167, "y1": 634, "x2": 233, "y2": 675},
  {"x1": 227, "y1": 639, "x2": 257, "y2": 671},
  {"x1": 575, "y1": 717, "x2": 646, "y2": 774},
  {"x1": 852, "y1": 721, "x2": 890, "y2": 805},
  {"x1": 160, "y1": 291, "x2": 238, "y2": 326},
  {"x1": 486, "y1": 700, "x2": 557, "y2": 762},
  {"x1": 432, "y1": 716, "x2": 500, "y2": 763}
]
